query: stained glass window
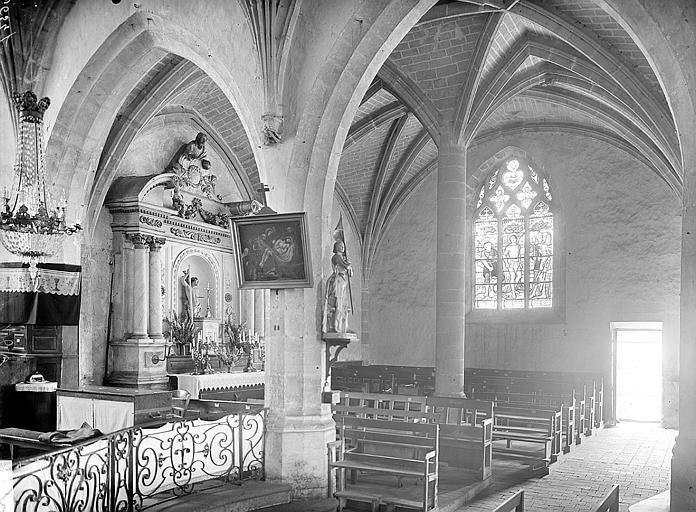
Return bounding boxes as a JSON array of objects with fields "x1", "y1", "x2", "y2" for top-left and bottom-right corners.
[{"x1": 473, "y1": 158, "x2": 554, "y2": 310}]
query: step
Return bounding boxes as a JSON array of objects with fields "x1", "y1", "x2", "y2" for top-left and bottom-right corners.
[
  {"x1": 146, "y1": 480, "x2": 292, "y2": 512},
  {"x1": 257, "y1": 497, "x2": 339, "y2": 512},
  {"x1": 335, "y1": 489, "x2": 427, "y2": 511}
]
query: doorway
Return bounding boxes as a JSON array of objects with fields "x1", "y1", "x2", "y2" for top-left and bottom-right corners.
[{"x1": 611, "y1": 322, "x2": 662, "y2": 423}]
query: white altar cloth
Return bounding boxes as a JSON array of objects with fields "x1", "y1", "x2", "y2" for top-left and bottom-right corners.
[{"x1": 170, "y1": 371, "x2": 265, "y2": 398}]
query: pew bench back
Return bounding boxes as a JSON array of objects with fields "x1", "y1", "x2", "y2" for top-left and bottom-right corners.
[{"x1": 329, "y1": 416, "x2": 439, "y2": 512}]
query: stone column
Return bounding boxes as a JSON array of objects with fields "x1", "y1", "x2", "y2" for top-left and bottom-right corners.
[
  {"x1": 254, "y1": 289, "x2": 265, "y2": 337},
  {"x1": 265, "y1": 288, "x2": 334, "y2": 497},
  {"x1": 361, "y1": 287, "x2": 370, "y2": 363},
  {"x1": 147, "y1": 238, "x2": 166, "y2": 339},
  {"x1": 129, "y1": 234, "x2": 150, "y2": 339},
  {"x1": 247, "y1": 290, "x2": 255, "y2": 333},
  {"x1": 435, "y1": 135, "x2": 467, "y2": 396},
  {"x1": 672, "y1": 174, "x2": 696, "y2": 511},
  {"x1": 107, "y1": 233, "x2": 167, "y2": 389}
]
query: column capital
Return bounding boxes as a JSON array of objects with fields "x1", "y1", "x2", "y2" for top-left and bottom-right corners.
[
  {"x1": 125, "y1": 233, "x2": 153, "y2": 248},
  {"x1": 147, "y1": 237, "x2": 166, "y2": 251}
]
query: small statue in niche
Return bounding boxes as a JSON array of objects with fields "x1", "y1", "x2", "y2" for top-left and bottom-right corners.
[
  {"x1": 191, "y1": 276, "x2": 203, "y2": 319},
  {"x1": 180, "y1": 268, "x2": 202, "y2": 321},
  {"x1": 180, "y1": 268, "x2": 195, "y2": 322},
  {"x1": 323, "y1": 240, "x2": 353, "y2": 334}
]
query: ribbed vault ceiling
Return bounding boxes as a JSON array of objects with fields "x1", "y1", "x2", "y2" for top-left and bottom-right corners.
[{"x1": 336, "y1": 0, "x2": 679, "y2": 275}]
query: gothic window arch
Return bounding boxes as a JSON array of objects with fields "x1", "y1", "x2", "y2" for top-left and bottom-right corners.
[{"x1": 473, "y1": 157, "x2": 554, "y2": 310}]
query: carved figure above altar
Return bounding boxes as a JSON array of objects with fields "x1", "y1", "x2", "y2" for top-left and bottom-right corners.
[{"x1": 166, "y1": 132, "x2": 211, "y2": 180}]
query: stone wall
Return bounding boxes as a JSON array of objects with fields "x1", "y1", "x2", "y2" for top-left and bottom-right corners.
[
  {"x1": 79, "y1": 207, "x2": 114, "y2": 385},
  {"x1": 368, "y1": 132, "x2": 680, "y2": 427}
]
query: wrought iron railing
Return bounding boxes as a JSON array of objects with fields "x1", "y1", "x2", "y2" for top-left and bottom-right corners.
[{"x1": 7, "y1": 408, "x2": 266, "y2": 512}]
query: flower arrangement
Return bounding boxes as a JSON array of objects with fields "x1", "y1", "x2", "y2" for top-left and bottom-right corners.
[
  {"x1": 221, "y1": 313, "x2": 258, "y2": 372},
  {"x1": 164, "y1": 311, "x2": 201, "y2": 355}
]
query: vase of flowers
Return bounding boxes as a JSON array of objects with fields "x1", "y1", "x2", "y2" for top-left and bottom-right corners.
[
  {"x1": 164, "y1": 311, "x2": 201, "y2": 356},
  {"x1": 222, "y1": 314, "x2": 252, "y2": 371}
]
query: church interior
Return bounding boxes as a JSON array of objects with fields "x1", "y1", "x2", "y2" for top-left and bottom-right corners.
[{"x1": 0, "y1": 0, "x2": 695, "y2": 511}]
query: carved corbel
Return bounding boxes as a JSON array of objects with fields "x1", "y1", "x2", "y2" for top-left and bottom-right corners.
[{"x1": 262, "y1": 113, "x2": 283, "y2": 145}]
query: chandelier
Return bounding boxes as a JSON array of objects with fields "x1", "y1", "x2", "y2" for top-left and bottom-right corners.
[{"x1": 0, "y1": 91, "x2": 81, "y2": 264}]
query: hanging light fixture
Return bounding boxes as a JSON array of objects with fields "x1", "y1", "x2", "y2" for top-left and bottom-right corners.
[{"x1": 0, "y1": 91, "x2": 81, "y2": 265}]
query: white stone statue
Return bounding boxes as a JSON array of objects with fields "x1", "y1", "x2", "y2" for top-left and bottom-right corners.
[{"x1": 323, "y1": 241, "x2": 353, "y2": 334}]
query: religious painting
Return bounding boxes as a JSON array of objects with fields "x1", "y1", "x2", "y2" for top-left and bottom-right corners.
[{"x1": 231, "y1": 212, "x2": 313, "y2": 289}]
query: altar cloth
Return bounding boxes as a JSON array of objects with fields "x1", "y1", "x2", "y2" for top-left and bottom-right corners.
[{"x1": 170, "y1": 371, "x2": 265, "y2": 398}]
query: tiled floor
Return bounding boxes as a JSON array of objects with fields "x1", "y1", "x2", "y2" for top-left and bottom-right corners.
[{"x1": 456, "y1": 422, "x2": 676, "y2": 512}]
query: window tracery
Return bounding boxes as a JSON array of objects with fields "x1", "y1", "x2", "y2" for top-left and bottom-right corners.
[{"x1": 474, "y1": 158, "x2": 554, "y2": 310}]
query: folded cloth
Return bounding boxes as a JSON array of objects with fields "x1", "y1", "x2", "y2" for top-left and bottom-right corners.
[{"x1": 38, "y1": 422, "x2": 103, "y2": 445}]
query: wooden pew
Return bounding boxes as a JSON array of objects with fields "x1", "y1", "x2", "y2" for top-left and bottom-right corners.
[
  {"x1": 333, "y1": 392, "x2": 494, "y2": 482},
  {"x1": 331, "y1": 363, "x2": 436, "y2": 396},
  {"x1": 425, "y1": 396, "x2": 494, "y2": 481},
  {"x1": 470, "y1": 386, "x2": 577, "y2": 453},
  {"x1": 466, "y1": 368, "x2": 604, "y2": 444},
  {"x1": 333, "y1": 391, "x2": 429, "y2": 422},
  {"x1": 491, "y1": 490, "x2": 525, "y2": 512},
  {"x1": 328, "y1": 416, "x2": 439, "y2": 512},
  {"x1": 591, "y1": 485, "x2": 619, "y2": 512},
  {"x1": 492, "y1": 404, "x2": 561, "y2": 471}
]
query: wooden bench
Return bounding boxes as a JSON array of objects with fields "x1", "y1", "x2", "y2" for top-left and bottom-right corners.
[
  {"x1": 491, "y1": 490, "x2": 525, "y2": 511},
  {"x1": 466, "y1": 368, "x2": 605, "y2": 444},
  {"x1": 591, "y1": 485, "x2": 619, "y2": 512},
  {"x1": 333, "y1": 392, "x2": 494, "y2": 481},
  {"x1": 470, "y1": 386, "x2": 577, "y2": 453},
  {"x1": 333, "y1": 391, "x2": 429, "y2": 423},
  {"x1": 425, "y1": 396, "x2": 493, "y2": 481},
  {"x1": 328, "y1": 416, "x2": 439, "y2": 512},
  {"x1": 332, "y1": 363, "x2": 436, "y2": 396},
  {"x1": 492, "y1": 404, "x2": 561, "y2": 471}
]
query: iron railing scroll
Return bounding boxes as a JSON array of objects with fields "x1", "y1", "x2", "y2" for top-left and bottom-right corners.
[{"x1": 7, "y1": 407, "x2": 266, "y2": 512}]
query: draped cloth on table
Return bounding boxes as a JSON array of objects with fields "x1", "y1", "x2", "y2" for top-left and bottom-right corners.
[{"x1": 0, "y1": 262, "x2": 81, "y2": 324}]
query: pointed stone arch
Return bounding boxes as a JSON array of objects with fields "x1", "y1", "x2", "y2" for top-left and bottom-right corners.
[{"x1": 45, "y1": 11, "x2": 264, "y2": 238}]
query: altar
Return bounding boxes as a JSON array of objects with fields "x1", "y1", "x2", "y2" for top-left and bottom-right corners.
[
  {"x1": 169, "y1": 371, "x2": 265, "y2": 400},
  {"x1": 103, "y1": 130, "x2": 268, "y2": 390}
]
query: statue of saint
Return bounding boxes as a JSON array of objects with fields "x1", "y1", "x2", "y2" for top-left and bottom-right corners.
[
  {"x1": 323, "y1": 241, "x2": 353, "y2": 334},
  {"x1": 191, "y1": 277, "x2": 202, "y2": 318},
  {"x1": 181, "y1": 270, "x2": 204, "y2": 321},
  {"x1": 180, "y1": 269, "x2": 194, "y2": 322},
  {"x1": 166, "y1": 132, "x2": 211, "y2": 177}
]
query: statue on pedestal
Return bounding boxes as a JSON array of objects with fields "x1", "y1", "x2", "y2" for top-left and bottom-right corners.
[
  {"x1": 180, "y1": 268, "x2": 201, "y2": 322},
  {"x1": 323, "y1": 240, "x2": 353, "y2": 334}
]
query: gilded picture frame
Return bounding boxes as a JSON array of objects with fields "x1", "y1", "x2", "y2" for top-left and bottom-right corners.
[{"x1": 231, "y1": 212, "x2": 313, "y2": 289}]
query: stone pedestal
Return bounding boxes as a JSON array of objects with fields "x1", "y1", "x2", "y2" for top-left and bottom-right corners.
[
  {"x1": 265, "y1": 413, "x2": 336, "y2": 497},
  {"x1": 435, "y1": 137, "x2": 467, "y2": 396},
  {"x1": 107, "y1": 338, "x2": 168, "y2": 389}
]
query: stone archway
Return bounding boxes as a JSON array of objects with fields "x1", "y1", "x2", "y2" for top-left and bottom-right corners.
[
  {"x1": 45, "y1": 11, "x2": 265, "y2": 240},
  {"x1": 581, "y1": 2, "x2": 696, "y2": 510}
]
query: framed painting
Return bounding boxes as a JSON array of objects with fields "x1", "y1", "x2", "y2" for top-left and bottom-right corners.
[{"x1": 231, "y1": 212, "x2": 313, "y2": 289}]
